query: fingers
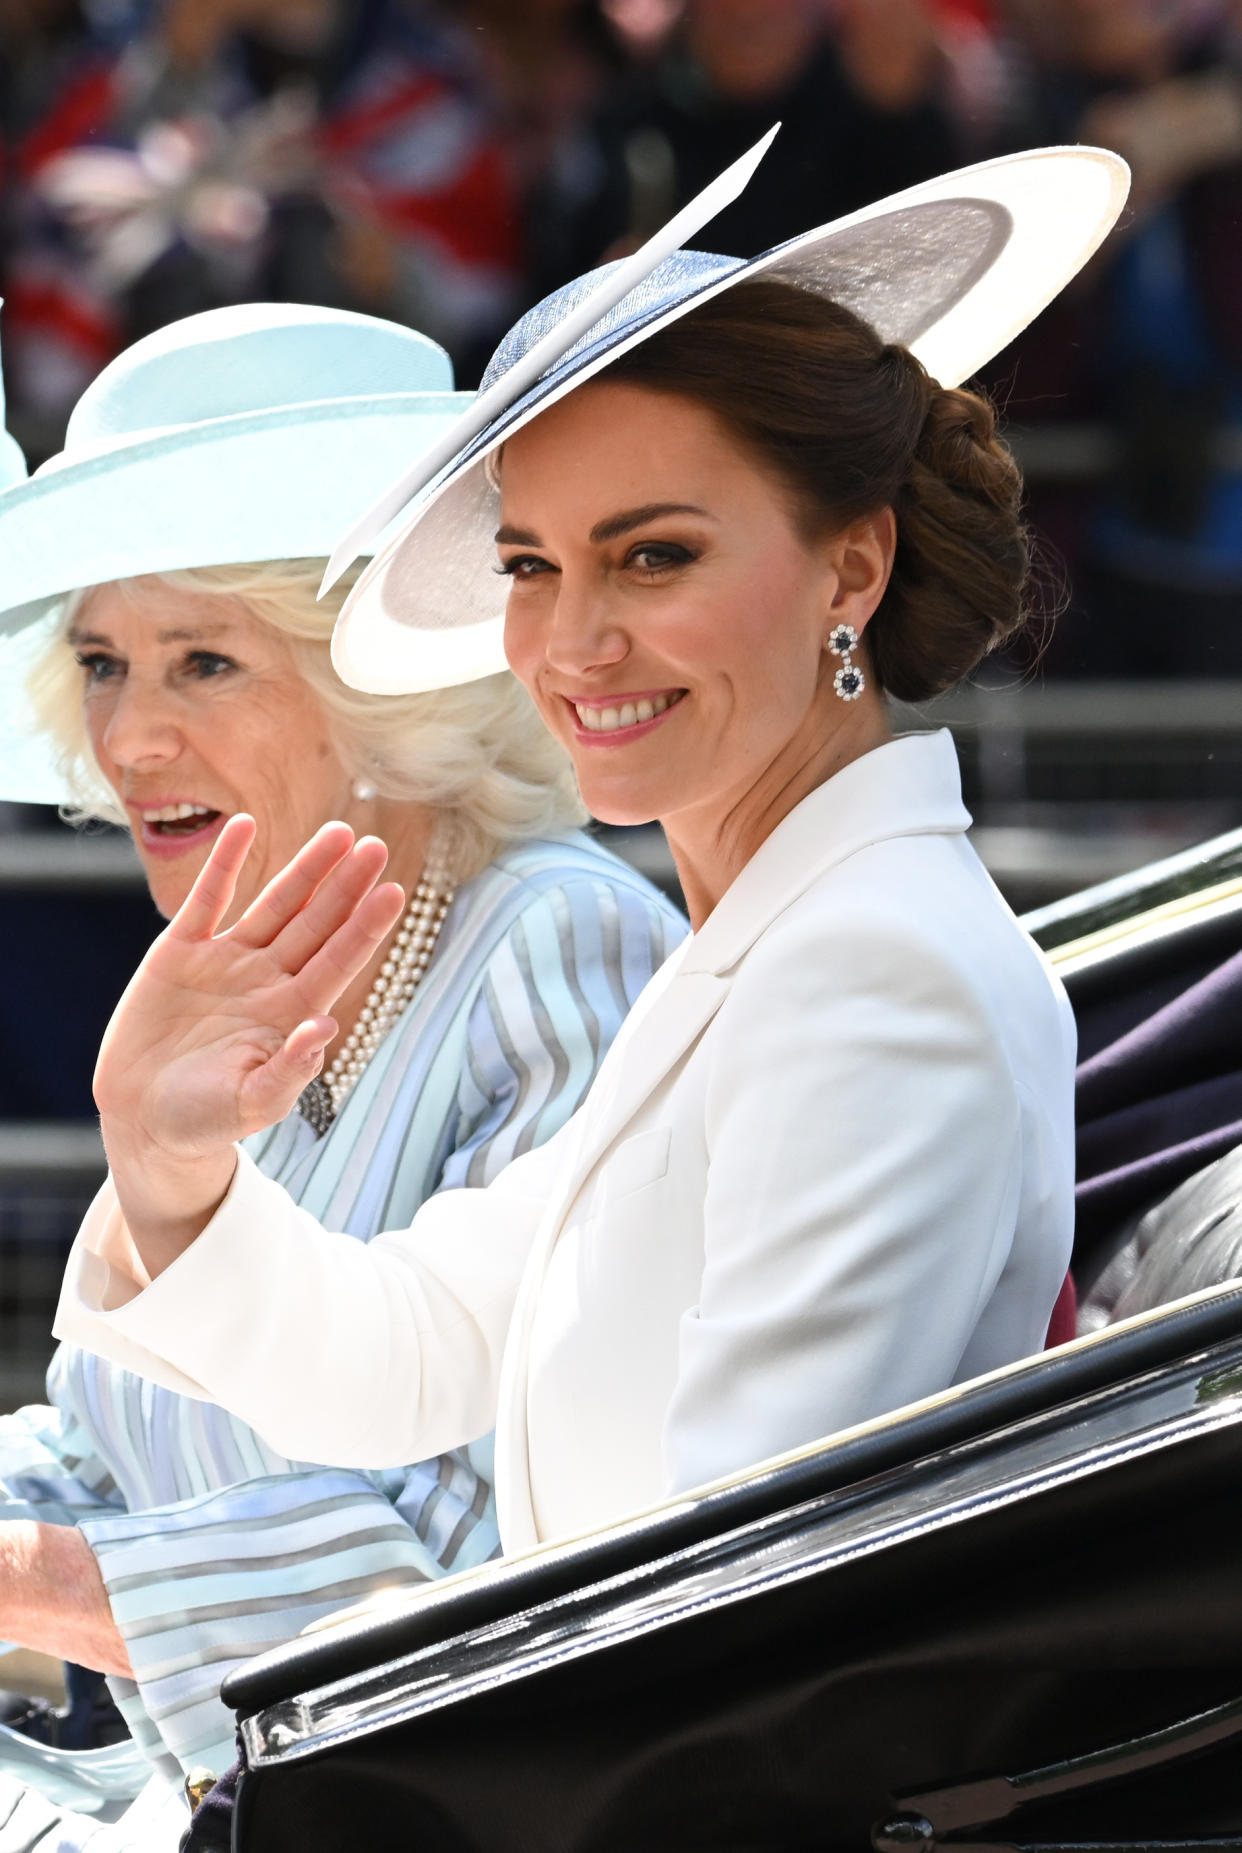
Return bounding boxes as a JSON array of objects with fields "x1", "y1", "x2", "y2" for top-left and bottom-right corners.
[
  {"x1": 170, "y1": 816, "x2": 256, "y2": 942},
  {"x1": 240, "y1": 1016, "x2": 338, "y2": 1127},
  {"x1": 295, "y1": 881, "x2": 407, "y2": 1016},
  {"x1": 230, "y1": 822, "x2": 358, "y2": 950},
  {"x1": 267, "y1": 835, "x2": 393, "y2": 976}
]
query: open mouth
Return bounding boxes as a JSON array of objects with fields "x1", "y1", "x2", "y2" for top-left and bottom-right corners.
[
  {"x1": 570, "y1": 690, "x2": 687, "y2": 738},
  {"x1": 145, "y1": 802, "x2": 221, "y2": 837},
  {"x1": 134, "y1": 802, "x2": 227, "y2": 853}
]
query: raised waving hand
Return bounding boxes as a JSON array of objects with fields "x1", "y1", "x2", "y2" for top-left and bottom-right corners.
[{"x1": 93, "y1": 817, "x2": 404, "y2": 1272}]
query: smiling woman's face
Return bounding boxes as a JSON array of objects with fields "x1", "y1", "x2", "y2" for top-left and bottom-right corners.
[
  {"x1": 498, "y1": 381, "x2": 891, "y2": 876},
  {"x1": 73, "y1": 577, "x2": 358, "y2": 920}
]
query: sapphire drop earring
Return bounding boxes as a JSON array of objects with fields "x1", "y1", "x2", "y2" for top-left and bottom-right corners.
[{"x1": 829, "y1": 624, "x2": 865, "y2": 701}]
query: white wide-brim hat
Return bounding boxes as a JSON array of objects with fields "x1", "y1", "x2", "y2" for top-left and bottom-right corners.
[
  {"x1": 0, "y1": 300, "x2": 472, "y2": 803},
  {"x1": 326, "y1": 136, "x2": 1130, "y2": 697}
]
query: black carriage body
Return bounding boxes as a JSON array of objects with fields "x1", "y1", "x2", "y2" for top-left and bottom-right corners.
[{"x1": 224, "y1": 1287, "x2": 1242, "y2": 1852}]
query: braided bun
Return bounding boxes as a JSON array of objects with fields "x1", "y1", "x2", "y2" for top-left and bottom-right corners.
[
  {"x1": 605, "y1": 280, "x2": 1032, "y2": 702},
  {"x1": 880, "y1": 354, "x2": 1029, "y2": 699}
]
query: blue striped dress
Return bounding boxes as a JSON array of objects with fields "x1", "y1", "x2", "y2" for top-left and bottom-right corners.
[{"x1": 0, "y1": 832, "x2": 685, "y2": 1818}]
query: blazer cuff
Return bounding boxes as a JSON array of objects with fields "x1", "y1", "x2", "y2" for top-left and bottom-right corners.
[{"x1": 53, "y1": 1149, "x2": 261, "y2": 1398}]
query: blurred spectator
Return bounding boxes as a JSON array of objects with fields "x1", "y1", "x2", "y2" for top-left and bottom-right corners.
[
  {"x1": 0, "y1": 0, "x2": 996, "y2": 442},
  {"x1": 527, "y1": 0, "x2": 966, "y2": 295},
  {"x1": 923, "y1": 0, "x2": 1013, "y2": 151},
  {"x1": 985, "y1": 0, "x2": 1242, "y2": 675},
  {"x1": 442, "y1": 0, "x2": 634, "y2": 359},
  {"x1": 15, "y1": 0, "x2": 1242, "y2": 685},
  {"x1": 448, "y1": 0, "x2": 627, "y2": 191},
  {"x1": 0, "y1": 0, "x2": 523, "y2": 455},
  {"x1": 599, "y1": 0, "x2": 685, "y2": 63}
]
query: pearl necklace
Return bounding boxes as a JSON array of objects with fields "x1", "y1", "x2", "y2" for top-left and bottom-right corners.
[{"x1": 297, "y1": 826, "x2": 457, "y2": 1136}]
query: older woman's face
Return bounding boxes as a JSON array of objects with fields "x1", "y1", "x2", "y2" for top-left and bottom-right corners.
[
  {"x1": 498, "y1": 381, "x2": 889, "y2": 839},
  {"x1": 73, "y1": 579, "x2": 358, "y2": 919}
]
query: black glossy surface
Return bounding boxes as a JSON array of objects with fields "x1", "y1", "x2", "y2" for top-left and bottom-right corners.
[
  {"x1": 233, "y1": 1412, "x2": 1242, "y2": 1850},
  {"x1": 225, "y1": 1285, "x2": 1242, "y2": 1719}
]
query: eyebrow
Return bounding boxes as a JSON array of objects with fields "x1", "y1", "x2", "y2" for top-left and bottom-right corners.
[
  {"x1": 494, "y1": 502, "x2": 716, "y2": 550},
  {"x1": 589, "y1": 502, "x2": 714, "y2": 544},
  {"x1": 68, "y1": 622, "x2": 236, "y2": 647}
]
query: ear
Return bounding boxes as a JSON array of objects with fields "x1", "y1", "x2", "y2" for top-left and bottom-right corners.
[{"x1": 821, "y1": 507, "x2": 896, "y2": 643}]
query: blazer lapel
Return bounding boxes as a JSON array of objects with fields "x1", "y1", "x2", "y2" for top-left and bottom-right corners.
[
  {"x1": 494, "y1": 959, "x2": 729, "y2": 1550},
  {"x1": 679, "y1": 728, "x2": 972, "y2": 980},
  {"x1": 563, "y1": 966, "x2": 730, "y2": 1188}
]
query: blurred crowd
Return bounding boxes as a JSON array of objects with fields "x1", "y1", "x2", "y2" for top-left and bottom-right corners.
[{"x1": 4, "y1": 0, "x2": 1242, "y2": 674}]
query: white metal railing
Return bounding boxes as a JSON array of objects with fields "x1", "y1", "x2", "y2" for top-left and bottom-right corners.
[
  {"x1": 1009, "y1": 423, "x2": 1242, "y2": 482},
  {"x1": 0, "y1": 830, "x2": 143, "y2": 889},
  {"x1": 0, "y1": 1123, "x2": 105, "y2": 1174},
  {"x1": 890, "y1": 679, "x2": 1242, "y2": 737}
]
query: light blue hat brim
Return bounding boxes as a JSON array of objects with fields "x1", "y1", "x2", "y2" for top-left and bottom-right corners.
[
  {"x1": 0, "y1": 392, "x2": 472, "y2": 641},
  {"x1": 0, "y1": 391, "x2": 472, "y2": 804}
]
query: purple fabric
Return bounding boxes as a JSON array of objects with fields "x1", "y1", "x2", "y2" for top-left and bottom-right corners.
[{"x1": 1075, "y1": 944, "x2": 1242, "y2": 1258}]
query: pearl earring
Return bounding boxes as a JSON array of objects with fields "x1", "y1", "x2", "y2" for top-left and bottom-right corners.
[
  {"x1": 829, "y1": 624, "x2": 865, "y2": 702},
  {"x1": 352, "y1": 777, "x2": 378, "y2": 802}
]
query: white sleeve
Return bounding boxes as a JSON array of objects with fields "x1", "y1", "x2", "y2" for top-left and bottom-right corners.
[
  {"x1": 54, "y1": 1124, "x2": 575, "y2": 1469},
  {"x1": 663, "y1": 906, "x2": 1042, "y2": 1494}
]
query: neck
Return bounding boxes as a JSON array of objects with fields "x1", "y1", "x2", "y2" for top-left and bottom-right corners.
[{"x1": 663, "y1": 687, "x2": 893, "y2": 930}]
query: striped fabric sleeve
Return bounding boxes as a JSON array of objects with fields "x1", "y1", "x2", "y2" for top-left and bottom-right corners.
[
  {"x1": 77, "y1": 872, "x2": 685, "y2": 1778},
  {"x1": 0, "y1": 1770, "x2": 136, "y2": 1852},
  {"x1": 77, "y1": 1469, "x2": 465, "y2": 1776},
  {"x1": 0, "y1": 1400, "x2": 121, "y2": 1526},
  {"x1": 444, "y1": 873, "x2": 685, "y2": 1188},
  {"x1": 0, "y1": 1765, "x2": 200, "y2": 1851}
]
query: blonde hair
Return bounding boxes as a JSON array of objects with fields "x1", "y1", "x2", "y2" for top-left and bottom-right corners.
[{"x1": 27, "y1": 559, "x2": 586, "y2": 880}]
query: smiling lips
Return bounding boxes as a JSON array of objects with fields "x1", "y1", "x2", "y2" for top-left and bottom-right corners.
[
  {"x1": 132, "y1": 800, "x2": 226, "y2": 856},
  {"x1": 570, "y1": 690, "x2": 686, "y2": 738}
]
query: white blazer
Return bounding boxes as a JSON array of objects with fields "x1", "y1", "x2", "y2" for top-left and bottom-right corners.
[{"x1": 58, "y1": 732, "x2": 1077, "y2": 1554}]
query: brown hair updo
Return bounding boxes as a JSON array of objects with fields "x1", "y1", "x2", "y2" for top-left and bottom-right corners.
[{"x1": 602, "y1": 280, "x2": 1030, "y2": 702}]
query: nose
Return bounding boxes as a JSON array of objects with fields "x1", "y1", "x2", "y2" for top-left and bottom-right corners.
[
  {"x1": 97, "y1": 674, "x2": 183, "y2": 773},
  {"x1": 541, "y1": 574, "x2": 629, "y2": 678}
]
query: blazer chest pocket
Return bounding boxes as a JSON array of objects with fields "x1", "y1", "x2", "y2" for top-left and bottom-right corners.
[{"x1": 600, "y1": 1126, "x2": 671, "y2": 1202}]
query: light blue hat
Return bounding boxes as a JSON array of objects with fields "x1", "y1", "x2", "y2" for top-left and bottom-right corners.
[
  {"x1": 327, "y1": 141, "x2": 1131, "y2": 696},
  {"x1": 0, "y1": 301, "x2": 471, "y2": 803}
]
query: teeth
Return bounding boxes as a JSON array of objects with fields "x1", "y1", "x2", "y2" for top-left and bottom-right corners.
[
  {"x1": 144, "y1": 802, "x2": 214, "y2": 823},
  {"x1": 574, "y1": 692, "x2": 680, "y2": 734}
]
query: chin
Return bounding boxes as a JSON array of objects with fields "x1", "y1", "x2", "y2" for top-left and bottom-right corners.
[
  {"x1": 577, "y1": 786, "x2": 663, "y2": 829},
  {"x1": 139, "y1": 850, "x2": 211, "y2": 923},
  {"x1": 149, "y1": 888, "x2": 184, "y2": 922}
]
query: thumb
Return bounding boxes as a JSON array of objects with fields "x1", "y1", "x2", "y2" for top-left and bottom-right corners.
[{"x1": 243, "y1": 1016, "x2": 337, "y2": 1123}]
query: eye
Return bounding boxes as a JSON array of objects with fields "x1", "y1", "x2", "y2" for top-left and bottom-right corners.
[
  {"x1": 183, "y1": 650, "x2": 239, "y2": 679},
  {"x1": 495, "y1": 554, "x2": 556, "y2": 580},
  {"x1": 74, "y1": 650, "x2": 121, "y2": 685},
  {"x1": 626, "y1": 541, "x2": 697, "y2": 574}
]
